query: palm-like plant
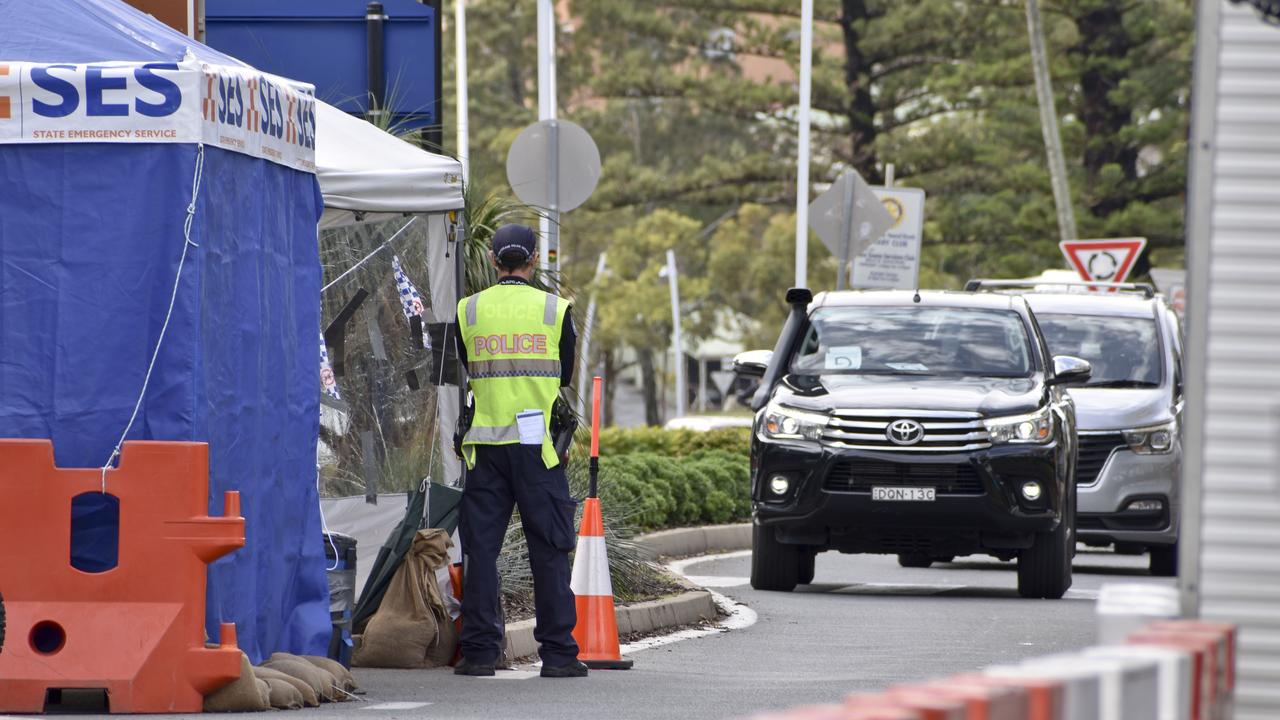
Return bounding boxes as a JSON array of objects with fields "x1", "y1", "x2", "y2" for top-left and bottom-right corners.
[{"x1": 461, "y1": 182, "x2": 572, "y2": 298}]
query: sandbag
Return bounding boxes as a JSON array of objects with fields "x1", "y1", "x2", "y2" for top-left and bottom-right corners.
[
  {"x1": 255, "y1": 680, "x2": 272, "y2": 709},
  {"x1": 263, "y1": 678, "x2": 304, "y2": 710},
  {"x1": 254, "y1": 666, "x2": 320, "y2": 707},
  {"x1": 427, "y1": 614, "x2": 459, "y2": 668},
  {"x1": 262, "y1": 657, "x2": 338, "y2": 702},
  {"x1": 302, "y1": 654, "x2": 359, "y2": 692},
  {"x1": 203, "y1": 652, "x2": 269, "y2": 712},
  {"x1": 353, "y1": 529, "x2": 456, "y2": 669}
]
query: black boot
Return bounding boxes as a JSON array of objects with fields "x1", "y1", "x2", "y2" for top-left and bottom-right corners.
[
  {"x1": 453, "y1": 658, "x2": 496, "y2": 677},
  {"x1": 540, "y1": 660, "x2": 589, "y2": 678}
]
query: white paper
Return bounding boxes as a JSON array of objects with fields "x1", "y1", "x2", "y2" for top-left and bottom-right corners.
[
  {"x1": 886, "y1": 362, "x2": 929, "y2": 372},
  {"x1": 516, "y1": 410, "x2": 545, "y2": 445},
  {"x1": 825, "y1": 346, "x2": 863, "y2": 370}
]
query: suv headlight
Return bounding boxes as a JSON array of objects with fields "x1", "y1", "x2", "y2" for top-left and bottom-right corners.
[
  {"x1": 761, "y1": 402, "x2": 827, "y2": 441},
  {"x1": 984, "y1": 407, "x2": 1055, "y2": 445},
  {"x1": 1123, "y1": 422, "x2": 1176, "y2": 455}
]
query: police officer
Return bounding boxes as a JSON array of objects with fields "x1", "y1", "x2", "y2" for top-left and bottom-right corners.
[{"x1": 452, "y1": 225, "x2": 587, "y2": 678}]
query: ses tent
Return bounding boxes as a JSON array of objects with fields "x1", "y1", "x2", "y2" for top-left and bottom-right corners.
[{"x1": 0, "y1": 0, "x2": 464, "y2": 663}]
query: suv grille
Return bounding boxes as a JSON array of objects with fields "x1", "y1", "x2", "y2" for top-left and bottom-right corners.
[
  {"x1": 822, "y1": 409, "x2": 991, "y2": 452},
  {"x1": 824, "y1": 459, "x2": 985, "y2": 495},
  {"x1": 1076, "y1": 433, "x2": 1125, "y2": 485}
]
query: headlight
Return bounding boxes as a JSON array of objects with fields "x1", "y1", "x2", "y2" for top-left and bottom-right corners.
[
  {"x1": 761, "y1": 402, "x2": 827, "y2": 441},
  {"x1": 1123, "y1": 422, "x2": 1176, "y2": 455},
  {"x1": 984, "y1": 407, "x2": 1055, "y2": 445}
]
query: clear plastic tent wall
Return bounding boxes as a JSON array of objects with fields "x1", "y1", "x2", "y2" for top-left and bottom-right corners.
[{"x1": 0, "y1": 0, "x2": 331, "y2": 662}]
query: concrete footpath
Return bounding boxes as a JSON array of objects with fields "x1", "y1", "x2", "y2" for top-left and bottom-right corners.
[{"x1": 501, "y1": 523, "x2": 751, "y2": 659}]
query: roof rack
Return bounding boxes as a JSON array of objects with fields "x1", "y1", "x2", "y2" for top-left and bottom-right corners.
[{"x1": 963, "y1": 278, "x2": 1156, "y2": 299}]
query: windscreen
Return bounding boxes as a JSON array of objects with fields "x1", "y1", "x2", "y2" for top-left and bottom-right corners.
[
  {"x1": 1036, "y1": 313, "x2": 1162, "y2": 387},
  {"x1": 790, "y1": 306, "x2": 1034, "y2": 378}
]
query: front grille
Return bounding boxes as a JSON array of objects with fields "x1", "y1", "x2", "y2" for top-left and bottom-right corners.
[
  {"x1": 1076, "y1": 434, "x2": 1125, "y2": 485},
  {"x1": 822, "y1": 409, "x2": 991, "y2": 452},
  {"x1": 825, "y1": 459, "x2": 985, "y2": 495}
]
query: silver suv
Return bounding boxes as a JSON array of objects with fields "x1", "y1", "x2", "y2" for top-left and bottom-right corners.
[{"x1": 967, "y1": 281, "x2": 1182, "y2": 576}]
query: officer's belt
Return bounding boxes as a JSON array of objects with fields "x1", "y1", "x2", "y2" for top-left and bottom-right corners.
[{"x1": 468, "y1": 358, "x2": 561, "y2": 379}]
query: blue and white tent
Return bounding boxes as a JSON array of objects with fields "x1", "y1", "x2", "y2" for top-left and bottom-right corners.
[{"x1": 0, "y1": 0, "x2": 462, "y2": 663}]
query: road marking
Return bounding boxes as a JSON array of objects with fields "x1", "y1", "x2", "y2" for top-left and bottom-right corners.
[
  {"x1": 362, "y1": 702, "x2": 434, "y2": 710},
  {"x1": 620, "y1": 587, "x2": 758, "y2": 655},
  {"x1": 607, "y1": 550, "x2": 760, "y2": 656},
  {"x1": 832, "y1": 582, "x2": 965, "y2": 595},
  {"x1": 682, "y1": 574, "x2": 749, "y2": 587},
  {"x1": 668, "y1": 549, "x2": 751, "y2": 576},
  {"x1": 478, "y1": 670, "x2": 541, "y2": 680},
  {"x1": 828, "y1": 582, "x2": 1101, "y2": 600}
]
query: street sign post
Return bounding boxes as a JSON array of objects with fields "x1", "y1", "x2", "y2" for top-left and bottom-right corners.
[
  {"x1": 1060, "y1": 237, "x2": 1147, "y2": 290},
  {"x1": 809, "y1": 170, "x2": 895, "y2": 289},
  {"x1": 506, "y1": 118, "x2": 602, "y2": 268},
  {"x1": 849, "y1": 186, "x2": 926, "y2": 290}
]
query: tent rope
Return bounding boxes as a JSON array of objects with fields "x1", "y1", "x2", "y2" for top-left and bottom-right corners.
[
  {"x1": 100, "y1": 143, "x2": 205, "y2": 493},
  {"x1": 321, "y1": 216, "x2": 418, "y2": 294}
]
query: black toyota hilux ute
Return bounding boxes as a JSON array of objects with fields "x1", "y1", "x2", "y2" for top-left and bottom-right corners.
[{"x1": 738, "y1": 289, "x2": 1091, "y2": 599}]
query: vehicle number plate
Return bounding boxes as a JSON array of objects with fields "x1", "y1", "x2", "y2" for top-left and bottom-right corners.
[{"x1": 871, "y1": 487, "x2": 936, "y2": 502}]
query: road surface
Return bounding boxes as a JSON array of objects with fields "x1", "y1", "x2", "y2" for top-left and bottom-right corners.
[{"x1": 340, "y1": 547, "x2": 1171, "y2": 719}]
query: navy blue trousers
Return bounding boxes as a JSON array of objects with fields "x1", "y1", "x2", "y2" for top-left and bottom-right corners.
[{"x1": 459, "y1": 444, "x2": 580, "y2": 666}]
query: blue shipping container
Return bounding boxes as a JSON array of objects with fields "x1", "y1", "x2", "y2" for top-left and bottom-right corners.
[{"x1": 206, "y1": 0, "x2": 439, "y2": 131}]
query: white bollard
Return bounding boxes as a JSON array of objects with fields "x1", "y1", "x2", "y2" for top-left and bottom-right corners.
[
  {"x1": 985, "y1": 663, "x2": 1101, "y2": 720},
  {"x1": 1085, "y1": 645, "x2": 1193, "y2": 720},
  {"x1": 1095, "y1": 583, "x2": 1180, "y2": 644},
  {"x1": 1020, "y1": 653, "x2": 1160, "y2": 720}
]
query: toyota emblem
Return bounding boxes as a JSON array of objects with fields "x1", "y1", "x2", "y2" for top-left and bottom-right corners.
[{"x1": 886, "y1": 419, "x2": 924, "y2": 446}]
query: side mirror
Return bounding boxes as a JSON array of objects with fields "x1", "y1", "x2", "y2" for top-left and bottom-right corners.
[
  {"x1": 1047, "y1": 355, "x2": 1092, "y2": 386},
  {"x1": 733, "y1": 350, "x2": 773, "y2": 378}
]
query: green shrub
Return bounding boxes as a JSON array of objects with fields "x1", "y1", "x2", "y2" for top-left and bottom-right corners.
[
  {"x1": 593, "y1": 446, "x2": 752, "y2": 531},
  {"x1": 594, "y1": 426, "x2": 750, "y2": 458}
]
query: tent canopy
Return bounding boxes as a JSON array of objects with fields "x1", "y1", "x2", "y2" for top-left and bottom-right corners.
[
  {"x1": 0, "y1": 0, "x2": 465, "y2": 224},
  {"x1": 317, "y1": 101, "x2": 465, "y2": 228}
]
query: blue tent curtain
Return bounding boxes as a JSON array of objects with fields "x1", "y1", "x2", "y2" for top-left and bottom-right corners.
[{"x1": 0, "y1": 140, "x2": 329, "y2": 663}]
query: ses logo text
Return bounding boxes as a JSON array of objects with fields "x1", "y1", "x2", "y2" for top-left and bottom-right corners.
[{"x1": 0, "y1": 62, "x2": 315, "y2": 152}]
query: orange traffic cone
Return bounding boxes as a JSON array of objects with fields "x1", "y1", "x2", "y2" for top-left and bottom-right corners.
[{"x1": 569, "y1": 377, "x2": 634, "y2": 670}]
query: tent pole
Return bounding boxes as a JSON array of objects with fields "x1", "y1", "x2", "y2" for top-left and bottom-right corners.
[
  {"x1": 366, "y1": 2, "x2": 386, "y2": 123},
  {"x1": 427, "y1": 0, "x2": 445, "y2": 152},
  {"x1": 454, "y1": 213, "x2": 468, "y2": 489},
  {"x1": 454, "y1": 0, "x2": 470, "y2": 183}
]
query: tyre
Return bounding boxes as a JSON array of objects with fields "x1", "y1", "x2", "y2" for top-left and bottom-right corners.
[
  {"x1": 797, "y1": 549, "x2": 816, "y2": 585},
  {"x1": 751, "y1": 523, "x2": 799, "y2": 592},
  {"x1": 1149, "y1": 543, "x2": 1178, "y2": 577},
  {"x1": 1017, "y1": 488, "x2": 1074, "y2": 599},
  {"x1": 897, "y1": 553, "x2": 933, "y2": 569}
]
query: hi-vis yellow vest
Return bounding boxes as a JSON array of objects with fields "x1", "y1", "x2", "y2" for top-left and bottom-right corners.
[{"x1": 457, "y1": 282, "x2": 570, "y2": 469}]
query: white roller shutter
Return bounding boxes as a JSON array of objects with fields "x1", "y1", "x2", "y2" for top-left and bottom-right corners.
[{"x1": 1185, "y1": 2, "x2": 1280, "y2": 716}]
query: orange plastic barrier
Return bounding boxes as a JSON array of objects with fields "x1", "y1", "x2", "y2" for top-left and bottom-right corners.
[
  {"x1": 1146, "y1": 620, "x2": 1237, "y2": 694},
  {"x1": 882, "y1": 687, "x2": 972, "y2": 720},
  {"x1": 1128, "y1": 630, "x2": 1215, "y2": 720},
  {"x1": 0, "y1": 440, "x2": 245, "y2": 713},
  {"x1": 891, "y1": 680, "x2": 1025, "y2": 720},
  {"x1": 845, "y1": 693, "x2": 928, "y2": 719},
  {"x1": 449, "y1": 563, "x2": 464, "y2": 666},
  {"x1": 948, "y1": 673, "x2": 1063, "y2": 720}
]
